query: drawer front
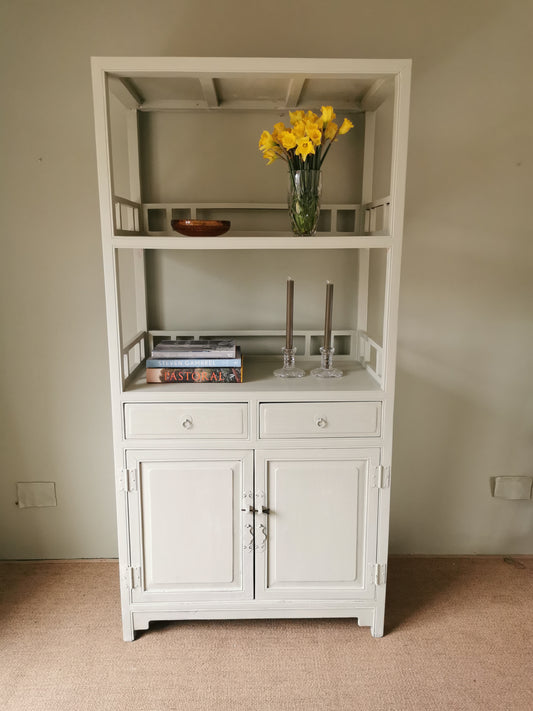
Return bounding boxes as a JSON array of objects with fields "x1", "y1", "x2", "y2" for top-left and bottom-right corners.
[
  {"x1": 125, "y1": 403, "x2": 248, "y2": 439},
  {"x1": 259, "y1": 401, "x2": 381, "y2": 439}
]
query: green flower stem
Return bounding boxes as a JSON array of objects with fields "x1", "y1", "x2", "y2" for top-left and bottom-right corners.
[{"x1": 288, "y1": 169, "x2": 322, "y2": 236}]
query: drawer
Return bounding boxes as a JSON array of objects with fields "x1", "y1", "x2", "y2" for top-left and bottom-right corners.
[
  {"x1": 259, "y1": 401, "x2": 381, "y2": 438},
  {"x1": 124, "y1": 403, "x2": 248, "y2": 439}
]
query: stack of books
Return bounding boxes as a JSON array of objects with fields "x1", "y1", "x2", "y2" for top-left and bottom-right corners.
[{"x1": 146, "y1": 339, "x2": 243, "y2": 383}]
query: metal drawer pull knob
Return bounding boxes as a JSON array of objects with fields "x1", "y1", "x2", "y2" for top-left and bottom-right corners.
[
  {"x1": 315, "y1": 416, "x2": 328, "y2": 428},
  {"x1": 180, "y1": 417, "x2": 193, "y2": 430},
  {"x1": 241, "y1": 505, "x2": 258, "y2": 513},
  {"x1": 261, "y1": 506, "x2": 270, "y2": 515}
]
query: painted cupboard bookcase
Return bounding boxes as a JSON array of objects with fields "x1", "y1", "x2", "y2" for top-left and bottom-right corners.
[{"x1": 91, "y1": 57, "x2": 411, "y2": 640}]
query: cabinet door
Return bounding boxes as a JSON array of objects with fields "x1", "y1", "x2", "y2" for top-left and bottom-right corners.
[
  {"x1": 254, "y1": 449, "x2": 380, "y2": 600},
  {"x1": 126, "y1": 450, "x2": 253, "y2": 603}
]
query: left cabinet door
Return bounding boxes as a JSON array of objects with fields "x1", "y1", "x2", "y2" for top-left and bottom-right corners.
[{"x1": 126, "y1": 449, "x2": 254, "y2": 603}]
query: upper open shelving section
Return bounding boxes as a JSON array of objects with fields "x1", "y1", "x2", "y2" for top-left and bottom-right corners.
[
  {"x1": 91, "y1": 57, "x2": 411, "y2": 247},
  {"x1": 92, "y1": 57, "x2": 411, "y2": 399}
]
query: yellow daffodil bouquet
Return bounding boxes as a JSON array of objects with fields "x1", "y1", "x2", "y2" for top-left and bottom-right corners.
[{"x1": 258, "y1": 106, "x2": 353, "y2": 235}]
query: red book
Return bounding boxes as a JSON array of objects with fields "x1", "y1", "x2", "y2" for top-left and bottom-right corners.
[{"x1": 146, "y1": 365, "x2": 243, "y2": 383}]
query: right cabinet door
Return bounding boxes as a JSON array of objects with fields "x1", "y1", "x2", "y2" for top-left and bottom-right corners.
[{"x1": 254, "y1": 448, "x2": 380, "y2": 601}]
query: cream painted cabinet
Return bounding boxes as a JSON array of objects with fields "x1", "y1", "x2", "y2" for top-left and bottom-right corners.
[
  {"x1": 91, "y1": 56, "x2": 411, "y2": 640},
  {"x1": 124, "y1": 448, "x2": 379, "y2": 612}
]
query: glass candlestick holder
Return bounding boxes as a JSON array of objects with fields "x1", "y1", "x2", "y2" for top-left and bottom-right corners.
[
  {"x1": 311, "y1": 346, "x2": 343, "y2": 378},
  {"x1": 274, "y1": 346, "x2": 305, "y2": 378}
]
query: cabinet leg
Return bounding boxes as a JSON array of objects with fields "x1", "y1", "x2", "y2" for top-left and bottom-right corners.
[
  {"x1": 371, "y1": 608, "x2": 385, "y2": 638},
  {"x1": 122, "y1": 615, "x2": 135, "y2": 642}
]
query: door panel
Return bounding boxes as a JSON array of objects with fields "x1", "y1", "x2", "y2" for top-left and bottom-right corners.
[
  {"x1": 268, "y1": 459, "x2": 358, "y2": 583},
  {"x1": 255, "y1": 449, "x2": 379, "y2": 600},
  {"x1": 143, "y1": 461, "x2": 234, "y2": 586},
  {"x1": 127, "y1": 450, "x2": 253, "y2": 602}
]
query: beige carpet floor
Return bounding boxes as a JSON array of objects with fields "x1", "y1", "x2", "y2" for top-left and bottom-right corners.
[{"x1": 0, "y1": 556, "x2": 531, "y2": 711}]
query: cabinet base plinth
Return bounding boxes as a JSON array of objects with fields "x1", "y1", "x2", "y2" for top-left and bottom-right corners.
[{"x1": 127, "y1": 605, "x2": 381, "y2": 640}]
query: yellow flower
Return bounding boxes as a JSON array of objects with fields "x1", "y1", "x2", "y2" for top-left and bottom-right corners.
[
  {"x1": 259, "y1": 106, "x2": 350, "y2": 169},
  {"x1": 321, "y1": 106, "x2": 336, "y2": 124},
  {"x1": 304, "y1": 114, "x2": 322, "y2": 129},
  {"x1": 292, "y1": 120, "x2": 306, "y2": 138},
  {"x1": 263, "y1": 149, "x2": 279, "y2": 165},
  {"x1": 289, "y1": 110, "x2": 305, "y2": 124},
  {"x1": 295, "y1": 136, "x2": 315, "y2": 161},
  {"x1": 338, "y1": 118, "x2": 354, "y2": 135},
  {"x1": 324, "y1": 122, "x2": 338, "y2": 140},
  {"x1": 272, "y1": 122, "x2": 286, "y2": 142},
  {"x1": 259, "y1": 130, "x2": 275, "y2": 152},
  {"x1": 306, "y1": 124, "x2": 323, "y2": 146},
  {"x1": 280, "y1": 130, "x2": 297, "y2": 150}
]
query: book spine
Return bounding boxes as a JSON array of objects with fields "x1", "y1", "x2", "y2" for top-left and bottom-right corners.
[
  {"x1": 146, "y1": 366, "x2": 243, "y2": 384},
  {"x1": 147, "y1": 357, "x2": 241, "y2": 368},
  {"x1": 151, "y1": 350, "x2": 236, "y2": 359}
]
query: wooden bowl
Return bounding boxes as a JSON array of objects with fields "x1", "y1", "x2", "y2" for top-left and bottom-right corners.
[{"x1": 171, "y1": 219, "x2": 231, "y2": 237}]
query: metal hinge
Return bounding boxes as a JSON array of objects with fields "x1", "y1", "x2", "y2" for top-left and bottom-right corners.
[
  {"x1": 371, "y1": 563, "x2": 387, "y2": 586},
  {"x1": 122, "y1": 565, "x2": 141, "y2": 590},
  {"x1": 119, "y1": 468, "x2": 137, "y2": 492},
  {"x1": 372, "y1": 465, "x2": 391, "y2": 489}
]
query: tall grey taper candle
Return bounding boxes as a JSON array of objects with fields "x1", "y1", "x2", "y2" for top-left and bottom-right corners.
[
  {"x1": 324, "y1": 281, "x2": 333, "y2": 349},
  {"x1": 286, "y1": 277, "x2": 294, "y2": 349}
]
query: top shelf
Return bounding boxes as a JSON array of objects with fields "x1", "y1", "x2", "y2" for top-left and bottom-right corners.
[
  {"x1": 92, "y1": 57, "x2": 411, "y2": 252},
  {"x1": 93, "y1": 56, "x2": 410, "y2": 113}
]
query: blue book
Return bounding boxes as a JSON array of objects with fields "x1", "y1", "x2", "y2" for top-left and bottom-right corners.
[{"x1": 147, "y1": 347, "x2": 241, "y2": 368}]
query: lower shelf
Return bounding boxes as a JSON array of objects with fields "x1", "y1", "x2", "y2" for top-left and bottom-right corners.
[{"x1": 123, "y1": 359, "x2": 383, "y2": 400}]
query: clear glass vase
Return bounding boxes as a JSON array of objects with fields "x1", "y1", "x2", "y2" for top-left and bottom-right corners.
[{"x1": 288, "y1": 170, "x2": 322, "y2": 236}]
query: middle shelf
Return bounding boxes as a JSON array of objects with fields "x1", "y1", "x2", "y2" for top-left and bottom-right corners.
[
  {"x1": 111, "y1": 234, "x2": 394, "y2": 249},
  {"x1": 111, "y1": 196, "x2": 393, "y2": 245},
  {"x1": 123, "y1": 357, "x2": 384, "y2": 401}
]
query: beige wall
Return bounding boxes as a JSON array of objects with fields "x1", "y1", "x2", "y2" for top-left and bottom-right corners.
[{"x1": 1, "y1": 0, "x2": 531, "y2": 557}]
